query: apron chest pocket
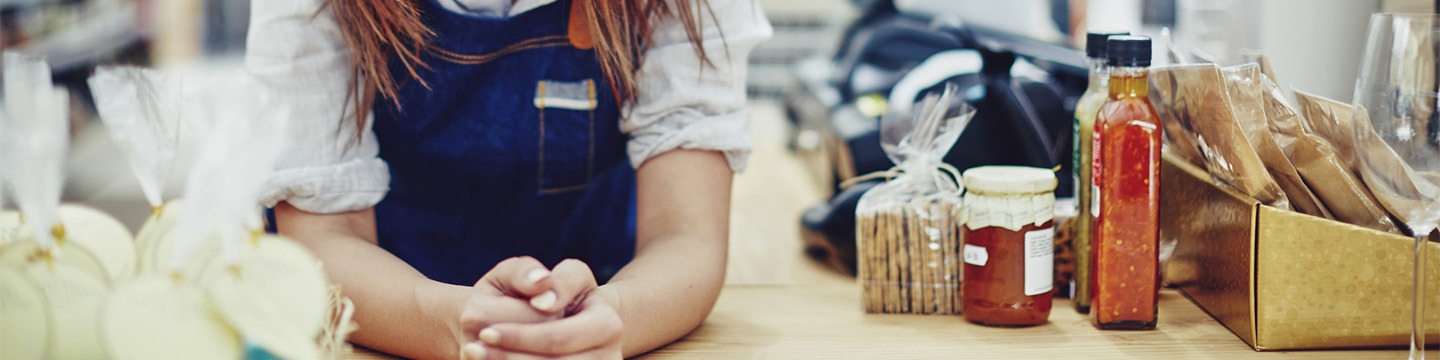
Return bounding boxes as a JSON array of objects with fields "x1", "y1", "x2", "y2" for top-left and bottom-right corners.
[{"x1": 535, "y1": 79, "x2": 598, "y2": 193}]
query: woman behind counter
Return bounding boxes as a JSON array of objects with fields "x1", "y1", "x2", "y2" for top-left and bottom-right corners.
[{"x1": 246, "y1": 0, "x2": 771, "y2": 358}]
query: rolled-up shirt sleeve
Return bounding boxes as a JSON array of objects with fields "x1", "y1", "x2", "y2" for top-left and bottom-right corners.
[
  {"x1": 622, "y1": 0, "x2": 773, "y2": 172},
  {"x1": 247, "y1": 0, "x2": 389, "y2": 214}
]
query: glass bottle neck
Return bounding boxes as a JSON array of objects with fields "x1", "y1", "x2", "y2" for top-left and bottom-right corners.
[
  {"x1": 1108, "y1": 66, "x2": 1149, "y2": 99},
  {"x1": 1087, "y1": 58, "x2": 1109, "y2": 90}
]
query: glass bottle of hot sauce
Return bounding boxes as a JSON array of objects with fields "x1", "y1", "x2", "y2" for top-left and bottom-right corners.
[
  {"x1": 1091, "y1": 35, "x2": 1160, "y2": 330},
  {"x1": 1072, "y1": 30, "x2": 1127, "y2": 315}
]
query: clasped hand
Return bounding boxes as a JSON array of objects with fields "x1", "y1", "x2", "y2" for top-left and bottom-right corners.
[{"x1": 457, "y1": 257, "x2": 623, "y2": 360}]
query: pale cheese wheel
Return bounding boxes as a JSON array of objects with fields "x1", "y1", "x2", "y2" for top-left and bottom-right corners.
[
  {"x1": 209, "y1": 273, "x2": 320, "y2": 360},
  {"x1": 56, "y1": 205, "x2": 137, "y2": 281},
  {"x1": 134, "y1": 200, "x2": 183, "y2": 275},
  {"x1": 197, "y1": 236, "x2": 328, "y2": 339},
  {"x1": 24, "y1": 262, "x2": 109, "y2": 359},
  {"x1": 101, "y1": 277, "x2": 241, "y2": 360},
  {"x1": 0, "y1": 211, "x2": 24, "y2": 250},
  {"x1": 0, "y1": 266, "x2": 50, "y2": 360},
  {"x1": 150, "y1": 229, "x2": 222, "y2": 283}
]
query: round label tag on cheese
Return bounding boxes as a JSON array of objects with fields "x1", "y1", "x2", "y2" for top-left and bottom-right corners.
[
  {"x1": 24, "y1": 262, "x2": 109, "y2": 359},
  {"x1": 101, "y1": 277, "x2": 240, "y2": 360},
  {"x1": 0, "y1": 267, "x2": 50, "y2": 360}
]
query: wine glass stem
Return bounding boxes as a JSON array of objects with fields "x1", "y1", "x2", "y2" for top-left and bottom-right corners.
[{"x1": 1414, "y1": 232, "x2": 1429, "y2": 360}]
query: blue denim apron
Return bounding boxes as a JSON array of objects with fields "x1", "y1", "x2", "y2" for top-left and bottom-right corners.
[{"x1": 370, "y1": 0, "x2": 635, "y2": 286}]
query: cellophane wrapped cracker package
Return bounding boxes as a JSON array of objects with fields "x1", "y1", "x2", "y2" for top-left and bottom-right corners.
[{"x1": 856, "y1": 85, "x2": 975, "y2": 314}]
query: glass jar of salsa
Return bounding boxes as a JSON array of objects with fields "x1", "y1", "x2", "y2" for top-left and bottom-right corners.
[{"x1": 961, "y1": 166, "x2": 1057, "y2": 327}]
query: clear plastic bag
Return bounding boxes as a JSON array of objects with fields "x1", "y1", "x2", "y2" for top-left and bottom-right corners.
[
  {"x1": 1151, "y1": 64, "x2": 1290, "y2": 210},
  {"x1": 855, "y1": 84, "x2": 975, "y2": 314},
  {"x1": 3, "y1": 52, "x2": 69, "y2": 251},
  {"x1": 169, "y1": 71, "x2": 290, "y2": 270},
  {"x1": 89, "y1": 66, "x2": 181, "y2": 211}
]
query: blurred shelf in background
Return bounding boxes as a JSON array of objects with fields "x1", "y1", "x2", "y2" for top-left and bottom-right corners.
[{"x1": 749, "y1": 0, "x2": 857, "y2": 100}]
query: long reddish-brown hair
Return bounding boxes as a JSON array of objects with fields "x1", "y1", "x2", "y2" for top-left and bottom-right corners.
[{"x1": 325, "y1": 0, "x2": 717, "y2": 129}]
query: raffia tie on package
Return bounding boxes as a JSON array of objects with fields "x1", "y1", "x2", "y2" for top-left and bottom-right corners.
[
  {"x1": 1151, "y1": 64, "x2": 1291, "y2": 210},
  {"x1": 1224, "y1": 65, "x2": 1330, "y2": 218},
  {"x1": 855, "y1": 85, "x2": 975, "y2": 314},
  {"x1": 1291, "y1": 90, "x2": 1403, "y2": 234}
]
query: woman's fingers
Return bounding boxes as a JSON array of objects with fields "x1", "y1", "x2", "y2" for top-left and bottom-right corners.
[
  {"x1": 459, "y1": 295, "x2": 558, "y2": 339},
  {"x1": 479, "y1": 294, "x2": 622, "y2": 356},
  {"x1": 478, "y1": 256, "x2": 554, "y2": 298},
  {"x1": 478, "y1": 345, "x2": 622, "y2": 360},
  {"x1": 533, "y1": 259, "x2": 598, "y2": 313}
]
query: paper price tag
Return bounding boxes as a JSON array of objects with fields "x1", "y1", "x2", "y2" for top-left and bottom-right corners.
[{"x1": 963, "y1": 244, "x2": 989, "y2": 267}]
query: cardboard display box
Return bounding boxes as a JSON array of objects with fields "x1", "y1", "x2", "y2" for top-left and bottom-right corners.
[{"x1": 1160, "y1": 153, "x2": 1440, "y2": 350}]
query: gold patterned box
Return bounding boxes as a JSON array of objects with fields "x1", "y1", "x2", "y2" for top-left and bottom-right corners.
[{"x1": 1160, "y1": 153, "x2": 1440, "y2": 350}]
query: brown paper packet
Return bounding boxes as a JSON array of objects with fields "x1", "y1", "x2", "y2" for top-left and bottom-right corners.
[
  {"x1": 1259, "y1": 77, "x2": 1306, "y2": 157},
  {"x1": 1158, "y1": 116, "x2": 1208, "y2": 169},
  {"x1": 1152, "y1": 80, "x2": 1207, "y2": 167},
  {"x1": 1292, "y1": 90, "x2": 1423, "y2": 234},
  {"x1": 1290, "y1": 133, "x2": 1403, "y2": 234},
  {"x1": 1152, "y1": 64, "x2": 1290, "y2": 209},
  {"x1": 1258, "y1": 76, "x2": 1334, "y2": 219},
  {"x1": 1224, "y1": 65, "x2": 1328, "y2": 217},
  {"x1": 1294, "y1": 90, "x2": 1363, "y2": 167},
  {"x1": 1425, "y1": 172, "x2": 1440, "y2": 187},
  {"x1": 1155, "y1": 31, "x2": 1213, "y2": 169},
  {"x1": 1241, "y1": 52, "x2": 1280, "y2": 84}
]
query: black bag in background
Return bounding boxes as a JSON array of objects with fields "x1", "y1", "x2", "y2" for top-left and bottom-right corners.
[{"x1": 789, "y1": 4, "x2": 1085, "y2": 276}]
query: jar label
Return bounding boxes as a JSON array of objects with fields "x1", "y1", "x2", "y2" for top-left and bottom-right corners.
[
  {"x1": 1091, "y1": 126, "x2": 1103, "y2": 219},
  {"x1": 963, "y1": 244, "x2": 988, "y2": 267},
  {"x1": 1024, "y1": 229, "x2": 1054, "y2": 296},
  {"x1": 1091, "y1": 183, "x2": 1101, "y2": 215}
]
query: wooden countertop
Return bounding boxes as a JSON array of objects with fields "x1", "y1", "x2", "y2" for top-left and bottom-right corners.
[
  {"x1": 340, "y1": 256, "x2": 1406, "y2": 359},
  {"x1": 633, "y1": 257, "x2": 1407, "y2": 359}
]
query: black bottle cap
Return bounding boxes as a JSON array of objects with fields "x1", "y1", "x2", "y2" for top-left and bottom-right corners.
[
  {"x1": 1085, "y1": 31, "x2": 1130, "y2": 59},
  {"x1": 1106, "y1": 35, "x2": 1152, "y2": 67}
]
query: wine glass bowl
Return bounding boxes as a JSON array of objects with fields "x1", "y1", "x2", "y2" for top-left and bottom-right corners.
[{"x1": 1351, "y1": 13, "x2": 1440, "y2": 359}]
